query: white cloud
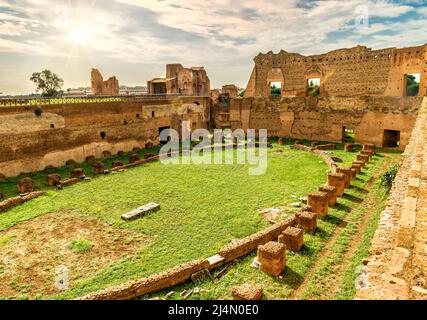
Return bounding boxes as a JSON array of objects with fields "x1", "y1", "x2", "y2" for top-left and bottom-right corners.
[{"x1": 0, "y1": 0, "x2": 426, "y2": 93}]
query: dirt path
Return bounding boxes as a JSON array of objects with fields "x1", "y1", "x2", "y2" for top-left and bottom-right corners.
[{"x1": 289, "y1": 158, "x2": 389, "y2": 300}]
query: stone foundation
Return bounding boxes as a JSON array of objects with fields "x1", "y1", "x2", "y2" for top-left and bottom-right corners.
[
  {"x1": 279, "y1": 227, "x2": 304, "y2": 252},
  {"x1": 307, "y1": 192, "x2": 329, "y2": 218},
  {"x1": 17, "y1": 177, "x2": 34, "y2": 193},
  {"x1": 327, "y1": 173, "x2": 346, "y2": 196},
  {"x1": 257, "y1": 241, "x2": 287, "y2": 277},
  {"x1": 231, "y1": 283, "x2": 264, "y2": 300},
  {"x1": 297, "y1": 211, "x2": 317, "y2": 234},
  {"x1": 319, "y1": 185, "x2": 337, "y2": 207},
  {"x1": 336, "y1": 167, "x2": 353, "y2": 188}
]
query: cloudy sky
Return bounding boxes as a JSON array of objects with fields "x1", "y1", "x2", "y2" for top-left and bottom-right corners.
[{"x1": 0, "y1": 0, "x2": 426, "y2": 95}]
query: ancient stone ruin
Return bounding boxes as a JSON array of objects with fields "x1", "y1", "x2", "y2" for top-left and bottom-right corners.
[
  {"x1": 147, "y1": 64, "x2": 210, "y2": 96},
  {"x1": 91, "y1": 68, "x2": 119, "y2": 96}
]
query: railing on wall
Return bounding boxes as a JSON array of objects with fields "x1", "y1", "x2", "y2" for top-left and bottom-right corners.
[{"x1": 0, "y1": 93, "x2": 211, "y2": 107}]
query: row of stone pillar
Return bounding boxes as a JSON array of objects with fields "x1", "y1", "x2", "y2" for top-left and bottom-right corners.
[
  {"x1": 14, "y1": 152, "x2": 156, "y2": 194},
  {"x1": 254, "y1": 144, "x2": 376, "y2": 280}
]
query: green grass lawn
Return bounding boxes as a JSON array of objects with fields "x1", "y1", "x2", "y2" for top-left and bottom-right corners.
[
  {"x1": 0, "y1": 141, "x2": 400, "y2": 300},
  {"x1": 140, "y1": 149, "x2": 399, "y2": 300},
  {"x1": 0, "y1": 143, "x2": 333, "y2": 299}
]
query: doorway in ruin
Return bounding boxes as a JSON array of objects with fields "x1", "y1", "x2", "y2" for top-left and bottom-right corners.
[
  {"x1": 307, "y1": 78, "x2": 320, "y2": 97},
  {"x1": 342, "y1": 127, "x2": 356, "y2": 143},
  {"x1": 383, "y1": 130, "x2": 400, "y2": 148},
  {"x1": 266, "y1": 68, "x2": 284, "y2": 98},
  {"x1": 152, "y1": 82, "x2": 167, "y2": 94},
  {"x1": 405, "y1": 73, "x2": 420, "y2": 96},
  {"x1": 270, "y1": 82, "x2": 282, "y2": 98}
]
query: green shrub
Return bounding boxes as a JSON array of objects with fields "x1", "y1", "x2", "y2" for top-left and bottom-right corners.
[
  {"x1": 380, "y1": 164, "x2": 398, "y2": 190},
  {"x1": 34, "y1": 107, "x2": 43, "y2": 117}
]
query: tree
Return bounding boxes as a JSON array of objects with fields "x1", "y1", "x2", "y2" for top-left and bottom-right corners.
[
  {"x1": 30, "y1": 70, "x2": 64, "y2": 97},
  {"x1": 406, "y1": 74, "x2": 419, "y2": 96}
]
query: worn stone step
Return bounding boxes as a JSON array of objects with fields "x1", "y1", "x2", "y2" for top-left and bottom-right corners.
[{"x1": 121, "y1": 203, "x2": 160, "y2": 221}]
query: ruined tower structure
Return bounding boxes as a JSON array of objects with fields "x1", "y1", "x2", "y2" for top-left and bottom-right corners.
[
  {"x1": 147, "y1": 64, "x2": 210, "y2": 96},
  {"x1": 228, "y1": 44, "x2": 427, "y2": 149},
  {"x1": 91, "y1": 68, "x2": 119, "y2": 96}
]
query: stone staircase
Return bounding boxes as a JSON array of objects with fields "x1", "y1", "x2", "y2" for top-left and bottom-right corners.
[{"x1": 356, "y1": 97, "x2": 427, "y2": 300}]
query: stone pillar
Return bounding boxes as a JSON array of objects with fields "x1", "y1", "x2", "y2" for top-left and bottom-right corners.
[
  {"x1": 257, "y1": 241, "x2": 286, "y2": 277},
  {"x1": 360, "y1": 150, "x2": 373, "y2": 160},
  {"x1": 128, "y1": 154, "x2": 140, "y2": 164},
  {"x1": 296, "y1": 211, "x2": 317, "y2": 234},
  {"x1": 327, "y1": 173, "x2": 346, "y2": 196},
  {"x1": 46, "y1": 174, "x2": 61, "y2": 186},
  {"x1": 70, "y1": 168, "x2": 86, "y2": 179},
  {"x1": 357, "y1": 154, "x2": 370, "y2": 164},
  {"x1": 318, "y1": 185, "x2": 337, "y2": 207},
  {"x1": 352, "y1": 161, "x2": 363, "y2": 173},
  {"x1": 344, "y1": 143, "x2": 355, "y2": 152},
  {"x1": 336, "y1": 167, "x2": 352, "y2": 187},
  {"x1": 362, "y1": 143, "x2": 375, "y2": 154},
  {"x1": 17, "y1": 177, "x2": 34, "y2": 193},
  {"x1": 307, "y1": 192, "x2": 329, "y2": 218},
  {"x1": 278, "y1": 226, "x2": 304, "y2": 252},
  {"x1": 92, "y1": 162, "x2": 105, "y2": 174},
  {"x1": 231, "y1": 283, "x2": 264, "y2": 300},
  {"x1": 111, "y1": 161, "x2": 124, "y2": 169}
]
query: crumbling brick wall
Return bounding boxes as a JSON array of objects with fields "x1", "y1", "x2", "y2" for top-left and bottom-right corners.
[
  {"x1": 230, "y1": 96, "x2": 420, "y2": 150},
  {"x1": 244, "y1": 44, "x2": 427, "y2": 98}
]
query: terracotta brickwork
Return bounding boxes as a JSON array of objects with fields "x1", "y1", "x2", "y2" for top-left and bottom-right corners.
[
  {"x1": 244, "y1": 44, "x2": 427, "y2": 98},
  {"x1": 0, "y1": 97, "x2": 210, "y2": 178}
]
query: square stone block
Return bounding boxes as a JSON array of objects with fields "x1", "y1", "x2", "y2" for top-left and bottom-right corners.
[
  {"x1": 231, "y1": 283, "x2": 264, "y2": 300},
  {"x1": 327, "y1": 173, "x2": 346, "y2": 196},
  {"x1": 280, "y1": 227, "x2": 304, "y2": 252},
  {"x1": 344, "y1": 143, "x2": 355, "y2": 152},
  {"x1": 92, "y1": 162, "x2": 105, "y2": 174},
  {"x1": 111, "y1": 161, "x2": 124, "y2": 169},
  {"x1": 257, "y1": 241, "x2": 286, "y2": 277},
  {"x1": 297, "y1": 211, "x2": 317, "y2": 234},
  {"x1": 46, "y1": 174, "x2": 61, "y2": 186},
  {"x1": 70, "y1": 168, "x2": 85, "y2": 179},
  {"x1": 319, "y1": 185, "x2": 337, "y2": 206},
  {"x1": 357, "y1": 154, "x2": 370, "y2": 164},
  {"x1": 128, "y1": 154, "x2": 140, "y2": 164},
  {"x1": 362, "y1": 144, "x2": 375, "y2": 153},
  {"x1": 353, "y1": 160, "x2": 365, "y2": 169},
  {"x1": 307, "y1": 192, "x2": 328, "y2": 218},
  {"x1": 336, "y1": 167, "x2": 352, "y2": 187},
  {"x1": 352, "y1": 162, "x2": 363, "y2": 174},
  {"x1": 17, "y1": 177, "x2": 34, "y2": 193}
]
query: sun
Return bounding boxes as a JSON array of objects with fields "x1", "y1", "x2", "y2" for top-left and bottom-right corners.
[{"x1": 67, "y1": 26, "x2": 87, "y2": 44}]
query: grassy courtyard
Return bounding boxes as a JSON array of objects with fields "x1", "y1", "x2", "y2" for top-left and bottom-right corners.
[{"x1": 0, "y1": 142, "x2": 400, "y2": 300}]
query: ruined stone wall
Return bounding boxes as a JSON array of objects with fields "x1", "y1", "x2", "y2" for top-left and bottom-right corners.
[
  {"x1": 230, "y1": 96, "x2": 421, "y2": 149},
  {"x1": 0, "y1": 97, "x2": 210, "y2": 177},
  {"x1": 244, "y1": 44, "x2": 427, "y2": 98},
  {"x1": 356, "y1": 97, "x2": 427, "y2": 300},
  {"x1": 164, "y1": 64, "x2": 211, "y2": 96},
  {"x1": 91, "y1": 69, "x2": 119, "y2": 96}
]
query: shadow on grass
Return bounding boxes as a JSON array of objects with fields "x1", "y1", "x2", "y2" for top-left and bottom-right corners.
[
  {"x1": 348, "y1": 185, "x2": 369, "y2": 194},
  {"x1": 342, "y1": 193, "x2": 363, "y2": 203},
  {"x1": 280, "y1": 265, "x2": 305, "y2": 289},
  {"x1": 333, "y1": 202, "x2": 351, "y2": 213}
]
